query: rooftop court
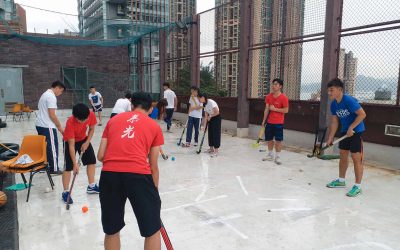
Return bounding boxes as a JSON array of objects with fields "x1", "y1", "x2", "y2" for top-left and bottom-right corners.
[{"x1": 1, "y1": 111, "x2": 399, "y2": 250}]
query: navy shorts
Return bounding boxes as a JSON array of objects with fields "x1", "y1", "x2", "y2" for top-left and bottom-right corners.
[
  {"x1": 64, "y1": 139, "x2": 96, "y2": 171},
  {"x1": 265, "y1": 123, "x2": 284, "y2": 141},
  {"x1": 93, "y1": 104, "x2": 103, "y2": 112},
  {"x1": 339, "y1": 132, "x2": 363, "y2": 153}
]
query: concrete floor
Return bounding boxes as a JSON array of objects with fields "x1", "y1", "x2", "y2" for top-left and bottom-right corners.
[{"x1": 1, "y1": 112, "x2": 400, "y2": 250}]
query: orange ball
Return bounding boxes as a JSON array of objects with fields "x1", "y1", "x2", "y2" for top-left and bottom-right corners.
[{"x1": 82, "y1": 206, "x2": 88, "y2": 213}]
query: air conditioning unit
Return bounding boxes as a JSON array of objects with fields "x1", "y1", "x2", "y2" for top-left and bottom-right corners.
[{"x1": 385, "y1": 125, "x2": 400, "y2": 137}]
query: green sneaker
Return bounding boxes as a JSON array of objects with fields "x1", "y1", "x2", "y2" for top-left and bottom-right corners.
[
  {"x1": 346, "y1": 185, "x2": 362, "y2": 197},
  {"x1": 326, "y1": 179, "x2": 346, "y2": 188}
]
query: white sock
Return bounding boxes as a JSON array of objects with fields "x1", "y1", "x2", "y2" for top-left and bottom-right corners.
[
  {"x1": 268, "y1": 151, "x2": 274, "y2": 156},
  {"x1": 338, "y1": 178, "x2": 345, "y2": 182},
  {"x1": 64, "y1": 189, "x2": 69, "y2": 193},
  {"x1": 276, "y1": 152, "x2": 280, "y2": 157},
  {"x1": 89, "y1": 183, "x2": 96, "y2": 188},
  {"x1": 355, "y1": 183, "x2": 361, "y2": 188}
]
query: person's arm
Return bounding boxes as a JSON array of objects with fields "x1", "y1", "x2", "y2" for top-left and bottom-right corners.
[
  {"x1": 97, "y1": 138, "x2": 107, "y2": 162},
  {"x1": 88, "y1": 96, "x2": 94, "y2": 107},
  {"x1": 327, "y1": 116, "x2": 339, "y2": 145},
  {"x1": 149, "y1": 146, "x2": 160, "y2": 188},
  {"x1": 100, "y1": 95, "x2": 104, "y2": 107},
  {"x1": 68, "y1": 139, "x2": 79, "y2": 174},
  {"x1": 269, "y1": 105, "x2": 289, "y2": 114},
  {"x1": 203, "y1": 112, "x2": 209, "y2": 126},
  {"x1": 261, "y1": 104, "x2": 270, "y2": 126},
  {"x1": 48, "y1": 108, "x2": 63, "y2": 134},
  {"x1": 174, "y1": 97, "x2": 178, "y2": 111},
  {"x1": 347, "y1": 108, "x2": 366, "y2": 137},
  {"x1": 81, "y1": 125, "x2": 95, "y2": 153},
  {"x1": 209, "y1": 107, "x2": 220, "y2": 119}
]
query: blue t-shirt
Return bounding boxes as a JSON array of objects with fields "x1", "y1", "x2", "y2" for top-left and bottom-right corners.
[
  {"x1": 330, "y1": 95, "x2": 365, "y2": 133},
  {"x1": 149, "y1": 107, "x2": 159, "y2": 120}
]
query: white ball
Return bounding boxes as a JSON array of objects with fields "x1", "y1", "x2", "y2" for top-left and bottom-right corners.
[{"x1": 45, "y1": 187, "x2": 51, "y2": 193}]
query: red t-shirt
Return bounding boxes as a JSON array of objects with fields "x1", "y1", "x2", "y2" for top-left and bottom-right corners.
[
  {"x1": 265, "y1": 93, "x2": 289, "y2": 124},
  {"x1": 101, "y1": 111, "x2": 164, "y2": 174},
  {"x1": 63, "y1": 111, "x2": 97, "y2": 142}
]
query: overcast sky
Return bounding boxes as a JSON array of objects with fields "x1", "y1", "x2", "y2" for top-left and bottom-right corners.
[{"x1": 14, "y1": 0, "x2": 400, "y2": 86}]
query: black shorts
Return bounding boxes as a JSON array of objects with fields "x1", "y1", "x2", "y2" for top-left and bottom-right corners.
[
  {"x1": 99, "y1": 171, "x2": 161, "y2": 237},
  {"x1": 110, "y1": 113, "x2": 117, "y2": 118},
  {"x1": 339, "y1": 132, "x2": 363, "y2": 153},
  {"x1": 93, "y1": 104, "x2": 103, "y2": 112},
  {"x1": 64, "y1": 139, "x2": 96, "y2": 171},
  {"x1": 265, "y1": 123, "x2": 284, "y2": 141}
]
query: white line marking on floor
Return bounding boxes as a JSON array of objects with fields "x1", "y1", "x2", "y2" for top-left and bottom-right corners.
[
  {"x1": 195, "y1": 185, "x2": 208, "y2": 202},
  {"x1": 236, "y1": 176, "x2": 248, "y2": 196},
  {"x1": 258, "y1": 198, "x2": 298, "y2": 201},
  {"x1": 323, "y1": 242, "x2": 395, "y2": 250},
  {"x1": 159, "y1": 184, "x2": 205, "y2": 195},
  {"x1": 267, "y1": 208, "x2": 312, "y2": 212},
  {"x1": 201, "y1": 213, "x2": 243, "y2": 225},
  {"x1": 224, "y1": 222, "x2": 249, "y2": 239},
  {"x1": 162, "y1": 195, "x2": 228, "y2": 212}
]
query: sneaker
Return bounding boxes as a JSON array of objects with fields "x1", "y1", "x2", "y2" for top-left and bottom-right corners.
[
  {"x1": 326, "y1": 179, "x2": 346, "y2": 188},
  {"x1": 275, "y1": 156, "x2": 282, "y2": 165},
  {"x1": 193, "y1": 143, "x2": 198, "y2": 147},
  {"x1": 98, "y1": 123, "x2": 102, "y2": 126},
  {"x1": 262, "y1": 154, "x2": 274, "y2": 161},
  {"x1": 161, "y1": 154, "x2": 169, "y2": 160},
  {"x1": 87, "y1": 184, "x2": 100, "y2": 194},
  {"x1": 211, "y1": 152, "x2": 218, "y2": 158},
  {"x1": 182, "y1": 143, "x2": 190, "y2": 148},
  {"x1": 62, "y1": 191, "x2": 73, "y2": 204},
  {"x1": 346, "y1": 185, "x2": 362, "y2": 197}
]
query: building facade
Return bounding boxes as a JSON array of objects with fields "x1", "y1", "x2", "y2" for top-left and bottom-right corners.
[{"x1": 0, "y1": 0, "x2": 26, "y2": 34}]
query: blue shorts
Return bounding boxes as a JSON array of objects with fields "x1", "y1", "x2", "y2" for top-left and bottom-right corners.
[{"x1": 265, "y1": 123, "x2": 284, "y2": 142}]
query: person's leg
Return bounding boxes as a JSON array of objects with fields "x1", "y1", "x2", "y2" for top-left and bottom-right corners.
[
  {"x1": 105, "y1": 233, "x2": 121, "y2": 250},
  {"x1": 144, "y1": 231, "x2": 161, "y2": 250},
  {"x1": 185, "y1": 116, "x2": 194, "y2": 145},
  {"x1": 62, "y1": 171, "x2": 72, "y2": 191},
  {"x1": 212, "y1": 116, "x2": 221, "y2": 155},
  {"x1": 274, "y1": 125, "x2": 283, "y2": 164},
  {"x1": 263, "y1": 124, "x2": 275, "y2": 161},
  {"x1": 100, "y1": 172, "x2": 127, "y2": 249},
  {"x1": 81, "y1": 143, "x2": 99, "y2": 193},
  {"x1": 193, "y1": 117, "x2": 200, "y2": 144},
  {"x1": 125, "y1": 174, "x2": 161, "y2": 250},
  {"x1": 98, "y1": 111, "x2": 102, "y2": 125},
  {"x1": 351, "y1": 152, "x2": 363, "y2": 184},
  {"x1": 62, "y1": 143, "x2": 74, "y2": 203},
  {"x1": 37, "y1": 126, "x2": 57, "y2": 172},
  {"x1": 165, "y1": 109, "x2": 173, "y2": 130},
  {"x1": 339, "y1": 150, "x2": 350, "y2": 179},
  {"x1": 208, "y1": 118, "x2": 214, "y2": 152}
]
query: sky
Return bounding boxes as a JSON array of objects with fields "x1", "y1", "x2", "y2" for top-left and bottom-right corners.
[{"x1": 13, "y1": 0, "x2": 400, "y2": 87}]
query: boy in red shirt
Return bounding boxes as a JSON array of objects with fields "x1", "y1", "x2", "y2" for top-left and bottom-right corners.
[
  {"x1": 61, "y1": 103, "x2": 99, "y2": 204},
  {"x1": 261, "y1": 78, "x2": 289, "y2": 165},
  {"x1": 97, "y1": 92, "x2": 164, "y2": 250}
]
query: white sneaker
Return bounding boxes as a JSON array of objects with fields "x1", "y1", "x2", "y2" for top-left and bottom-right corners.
[
  {"x1": 275, "y1": 156, "x2": 282, "y2": 165},
  {"x1": 262, "y1": 154, "x2": 274, "y2": 161}
]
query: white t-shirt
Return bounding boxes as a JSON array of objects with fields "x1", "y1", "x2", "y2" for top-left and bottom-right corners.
[
  {"x1": 188, "y1": 96, "x2": 203, "y2": 119},
  {"x1": 204, "y1": 99, "x2": 219, "y2": 116},
  {"x1": 111, "y1": 98, "x2": 132, "y2": 114},
  {"x1": 88, "y1": 91, "x2": 102, "y2": 106},
  {"x1": 36, "y1": 89, "x2": 58, "y2": 128},
  {"x1": 163, "y1": 89, "x2": 176, "y2": 109}
]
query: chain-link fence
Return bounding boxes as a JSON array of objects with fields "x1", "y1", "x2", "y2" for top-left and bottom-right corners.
[{"x1": 340, "y1": 0, "x2": 400, "y2": 105}]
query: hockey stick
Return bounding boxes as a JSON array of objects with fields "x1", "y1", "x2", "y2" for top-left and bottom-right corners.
[
  {"x1": 160, "y1": 219, "x2": 174, "y2": 250},
  {"x1": 66, "y1": 152, "x2": 83, "y2": 210},
  {"x1": 177, "y1": 119, "x2": 188, "y2": 146},
  {"x1": 196, "y1": 122, "x2": 209, "y2": 154},
  {"x1": 307, "y1": 133, "x2": 351, "y2": 158},
  {"x1": 0, "y1": 142, "x2": 18, "y2": 154},
  {"x1": 252, "y1": 126, "x2": 265, "y2": 148}
]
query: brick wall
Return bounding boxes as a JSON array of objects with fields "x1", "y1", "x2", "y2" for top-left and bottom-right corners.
[{"x1": 0, "y1": 37, "x2": 130, "y2": 109}]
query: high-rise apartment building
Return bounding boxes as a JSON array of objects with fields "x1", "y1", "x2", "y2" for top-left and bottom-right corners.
[
  {"x1": 167, "y1": 0, "x2": 196, "y2": 87},
  {"x1": 215, "y1": 0, "x2": 304, "y2": 98},
  {"x1": 338, "y1": 49, "x2": 358, "y2": 95}
]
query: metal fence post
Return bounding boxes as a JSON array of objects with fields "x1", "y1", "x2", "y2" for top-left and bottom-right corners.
[
  {"x1": 190, "y1": 14, "x2": 200, "y2": 88},
  {"x1": 319, "y1": 0, "x2": 343, "y2": 138},
  {"x1": 237, "y1": 0, "x2": 252, "y2": 138},
  {"x1": 159, "y1": 29, "x2": 166, "y2": 96},
  {"x1": 138, "y1": 39, "x2": 144, "y2": 91}
]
